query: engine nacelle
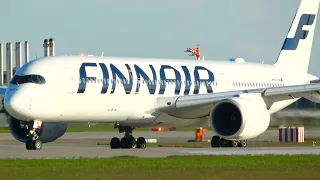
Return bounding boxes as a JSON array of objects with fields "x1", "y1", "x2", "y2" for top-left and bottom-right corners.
[
  {"x1": 8, "y1": 116, "x2": 68, "y2": 143},
  {"x1": 210, "y1": 97, "x2": 270, "y2": 140}
]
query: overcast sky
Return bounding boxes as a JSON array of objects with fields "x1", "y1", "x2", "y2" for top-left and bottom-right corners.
[{"x1": 1, "y1": 0, "x2": 320, "y2": 77}]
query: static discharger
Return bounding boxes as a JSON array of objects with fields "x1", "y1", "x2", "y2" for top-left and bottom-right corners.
[{"x1": 185, "y1": 44, "x2": 201, "y2": 60}]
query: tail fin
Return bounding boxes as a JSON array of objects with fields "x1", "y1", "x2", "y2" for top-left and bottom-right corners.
[{"x1": 274, "y1": 0, "x2": 320, "y2": 72}]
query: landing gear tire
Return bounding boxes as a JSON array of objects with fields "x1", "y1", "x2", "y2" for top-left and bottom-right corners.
[
  {"x1": 231, "y1": 140, "x2": 238, "y2": 147},
  {"x1": 220, "y1": 138, "x2": 228, "y2": 147},
  {"x1": 110, "y1": 137, "x2": 121, "y2": 149},
  {"x1": 26, "y1": 140, "x2": 32, "y2": 150},
  {"x1": 238, "y1": 140, "x2": 247, "y2": 147},
  {"x1": 129, "y1": 136, "x2": 137, "y2": 148},
  {"x1": 112, "y1": 124, "x2": 147, "y2": 149},
  {"x1": 26, "y1": 139, "x2": 42, "y2": 150},
  {"x1": 210, "y1": 136, "x2": 247, "y2": 148},
  {"x1": 211, "y1": 136, "x2": 221, "y2": 148},
  {"x1": 120, "y1": 136, "x2": 137, "y2": 149},
  {"x1": 137, "y1": 137, "x2": 146, "y2": 149}
]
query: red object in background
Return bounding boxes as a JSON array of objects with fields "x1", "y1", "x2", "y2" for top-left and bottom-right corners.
[
  {"x1": 195, "y1": 127, "x2": 203, "y2": 141},
  {"x1": 185, "y1": 45, "x2": 201, "y2": 60},
  {"x1": 279, "y1": 126, "x2": 304, "y2": 143},
  {"x1": 168, "y1": 127, "x2": 176, "y2": 131},
  {"x1": 152, "y1": 126, "x2": 163, "y2": 132}
]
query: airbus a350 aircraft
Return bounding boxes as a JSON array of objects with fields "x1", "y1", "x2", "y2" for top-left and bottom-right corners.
[{"x1": 0, "y1": 0, "x2": 320, "y2": 150}]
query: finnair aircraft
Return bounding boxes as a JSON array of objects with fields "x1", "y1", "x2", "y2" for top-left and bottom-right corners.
[{"x1": 1, "y1": 0, "x2": 320, "y2": 150}]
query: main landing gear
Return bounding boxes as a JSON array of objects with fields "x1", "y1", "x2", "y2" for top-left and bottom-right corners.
[
  {"x1": 211, "y1": 136, "x2": 247, "y2": 148},
  {"x1": 110, "y1": 125, "x2": 147, "y2": 149}
]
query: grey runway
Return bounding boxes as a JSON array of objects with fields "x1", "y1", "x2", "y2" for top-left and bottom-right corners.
[
  {"x1": 0, "y1": 145, "x2": 319, "y2": 159},
  {"x1": 0, "y1": 130, "x2": 319, "y2": 159}
]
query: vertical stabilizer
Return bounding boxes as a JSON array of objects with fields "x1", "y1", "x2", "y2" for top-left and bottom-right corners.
[{"x1": 274, "y1": 0, "x2": 320, "y2": 72}]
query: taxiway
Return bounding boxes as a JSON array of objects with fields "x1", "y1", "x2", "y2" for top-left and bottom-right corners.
[
  {"x1": 0, "y1": 129, "x2": 318, "y2": 159},
  {"x1": 0, "y1": 145, "x2": 319, "y2": 159}
]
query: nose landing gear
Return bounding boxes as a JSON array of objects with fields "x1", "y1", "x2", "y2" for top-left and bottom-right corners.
[
  {"x1": 26, "y1": 139, "x2": 42, "y2": 150},
  {"x1": 23, "y1": 120, "x2": 43, "y2": 150}
]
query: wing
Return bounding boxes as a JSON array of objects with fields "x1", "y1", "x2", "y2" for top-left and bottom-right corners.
[{"x1": 154, "y1": 83, "x2": 320, "y2": 119}]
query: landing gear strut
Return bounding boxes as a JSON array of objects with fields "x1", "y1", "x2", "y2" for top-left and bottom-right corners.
[
  {"x1": 110, "y1": 124, "x2": 147, "y2": 149},
  {"x1": 24, "y1": 121, "x2": 43, "y2": 150},
  {"x1": 211, "y1": 136, "x2": 247, "y2": 148}
]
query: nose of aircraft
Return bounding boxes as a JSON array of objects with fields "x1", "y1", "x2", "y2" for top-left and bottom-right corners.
[{"x1": 4, "y1": 91, "x2": 29, "y2": 120}]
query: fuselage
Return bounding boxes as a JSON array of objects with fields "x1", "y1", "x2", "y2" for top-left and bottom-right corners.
[{"x1": 4, "y1": 56, "x2": 318, "y2": 128}]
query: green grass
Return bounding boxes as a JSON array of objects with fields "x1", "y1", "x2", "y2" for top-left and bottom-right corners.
[
  {"x1": 1, "y1": 155, "x2": 319, "y2": 179},
  {"x1": 0, "y1": 127, "x2": 9, "y2": 133}
]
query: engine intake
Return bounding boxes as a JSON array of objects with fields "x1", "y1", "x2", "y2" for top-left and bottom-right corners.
[
  {"x1": 8, "y1": 116, "x2": 68, "y2": 143},
  {"x1": 210, "y1": 97, "x2": 270, "y2": 140},
  {"x1": 211, "y1": 102, "x2": 242, "y2": 136}
]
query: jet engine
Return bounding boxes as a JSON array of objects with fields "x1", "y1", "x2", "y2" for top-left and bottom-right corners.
[
  {"x1": 210, "y1": 97, "x2": 270, "y2": 140},
  {"x1": 8, "y1": 116, "x2": 68, "y2": 143}
]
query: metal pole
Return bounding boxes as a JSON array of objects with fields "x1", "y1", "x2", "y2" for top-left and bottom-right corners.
[
  {"x1": 6, "y1": 43, "x2": 13, "y2": 84},
  {"x1": 15, "y1": 42, "x2": 22, "y2": 71},
  {"x1": 43, "y1": 39, "x2": 49, "y2": 57},
  {"x1": 49, "y1": 38, "x2": 55, "y2": 56},
  {"x1": 25, "y1": 41, "x2": 29, "y2": 63},
  {"x1": 17, "y1": 42, "x2": 22, "y2": 69}
]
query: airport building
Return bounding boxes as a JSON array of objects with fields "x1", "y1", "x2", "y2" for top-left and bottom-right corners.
[{"x1": 0, "y1": 38, "x2": 56, "y2": 86}]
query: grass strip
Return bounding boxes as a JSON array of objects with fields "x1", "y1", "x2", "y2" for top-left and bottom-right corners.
[{"x1": 0, "y1": 155, "x2": 319, "y2": 180}]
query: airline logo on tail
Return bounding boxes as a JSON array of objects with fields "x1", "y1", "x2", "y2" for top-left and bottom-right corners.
[{"x1": 282, "y1": 14, "x2": 316, "y2": 50}]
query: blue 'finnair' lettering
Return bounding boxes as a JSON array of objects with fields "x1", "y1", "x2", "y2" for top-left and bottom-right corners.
[
  {"x1": 159, "y1": 65, "x2": 181, "y2": 95},
  {"x1": 181, "y1": 66, "x2": 191, "y2": 95},
  {"x1": 77, "y1": 62, "x2": 97, "y2": 93},
  {"x1": 193, "y1": 66, "x2": 214, "y2": 94},
  {"x1": 110, "y1": 64, "x2": 133, "y2": 94},
  {"x1": 134, "y1": 65, "x2": 157, "y2": 94},
  {"x1": 77, "y1": 62, "x2": 215, "y2": 95},
  {"x1": 99, "y1": 63, "x2": 109, "y2": 94}
]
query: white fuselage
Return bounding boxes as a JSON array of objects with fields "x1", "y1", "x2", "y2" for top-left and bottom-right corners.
[{"x1": 4, "y1": 56, "x2": 318, "y2": 128}]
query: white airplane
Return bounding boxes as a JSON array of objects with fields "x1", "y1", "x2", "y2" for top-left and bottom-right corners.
[{"x1": 1, "y1": 0, "x2": 320, "y2": 150}]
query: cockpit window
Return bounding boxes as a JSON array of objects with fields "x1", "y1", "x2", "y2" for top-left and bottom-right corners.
[{"x1": 10, "y1": 74, "x2": 46, "y2": 85}]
